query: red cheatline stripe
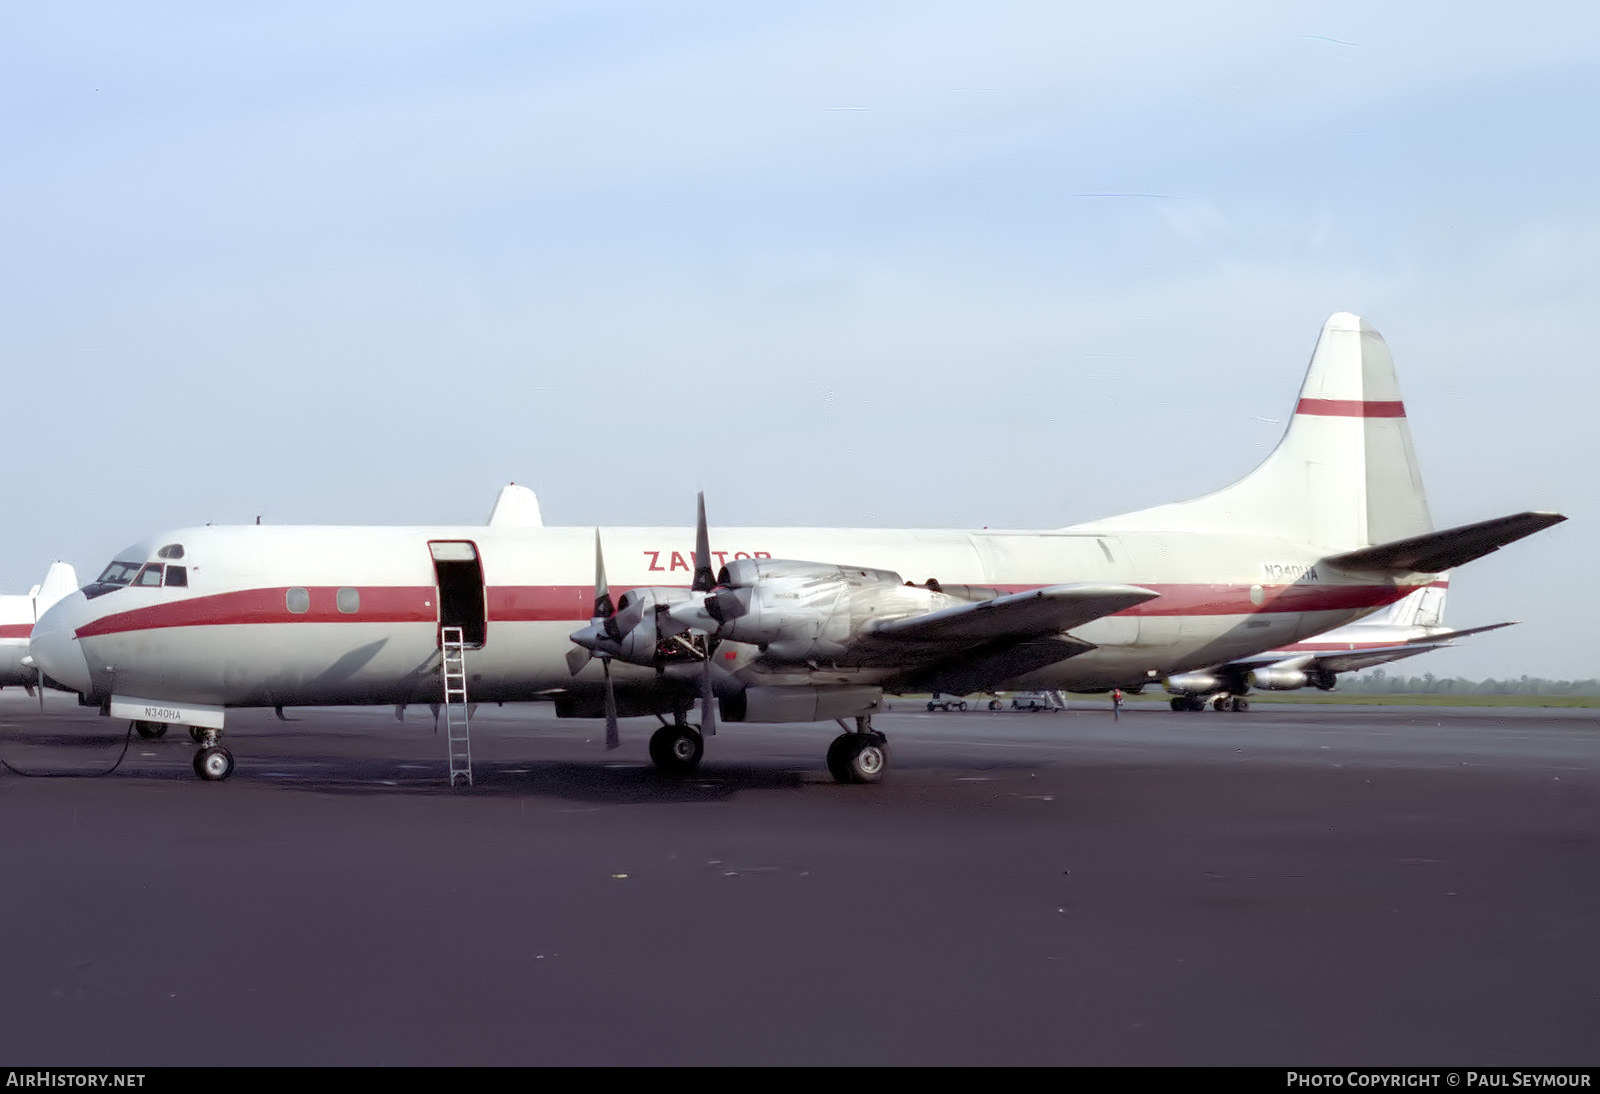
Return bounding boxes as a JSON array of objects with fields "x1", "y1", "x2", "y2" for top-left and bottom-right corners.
[
  {"x1": 74, "y1": 587, "x2": 437, "y2": 638},
  {"x1": 73, "y1": 580, "x2": 1418, "y2": 638},
  {"x1": 0, "y1": 624, "x2": 32, "y2": 639},
  {"x1": 1295, "y1": 398, "x2": 1406, "y2": 418}
]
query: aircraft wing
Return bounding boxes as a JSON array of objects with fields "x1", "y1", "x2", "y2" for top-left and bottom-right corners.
[
  {"x1": 842, "y1": 583, "x2": 1159, "y2": 692},
  {"x1": 861, "y1": 583, "x2": 1159, "y2": 645}
]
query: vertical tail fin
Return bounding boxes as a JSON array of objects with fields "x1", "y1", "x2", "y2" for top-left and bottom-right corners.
[
  {"x1": 1374, "y1": 577, "x2": 1448, "y2": 628},
  {"x1": 1078, "y1": 313, "x2": 1433, "y2": 550},
  {"x1": 32, "y1": 562, "x2": 78, "y2": 619}
]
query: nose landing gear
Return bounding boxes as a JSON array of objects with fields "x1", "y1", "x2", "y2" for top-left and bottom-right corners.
[{"x1": 190, "y1": 727, "x2": 233, "y2": 781}]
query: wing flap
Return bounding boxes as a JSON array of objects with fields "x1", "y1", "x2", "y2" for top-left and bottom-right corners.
[{"x1": 903, "y1": 637, "x2": 1095, "y2": 696}]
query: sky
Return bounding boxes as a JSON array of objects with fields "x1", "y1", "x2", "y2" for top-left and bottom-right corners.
[{"x1": 2, "y1": 2, "x2": 1595, "y2": 678}]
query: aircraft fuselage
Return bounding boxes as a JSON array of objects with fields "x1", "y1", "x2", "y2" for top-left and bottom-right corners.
[{"x1": 30, "y1": 521, "x2": 1416, "y2": 711}]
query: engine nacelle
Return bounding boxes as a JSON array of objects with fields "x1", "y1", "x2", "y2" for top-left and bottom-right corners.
[
  {"x1": 1165, "y1": 672, "x2": 1223, "y2": 695},
  {"x1": 719, "y1": 685, "x2": 883, "y2": 723},
  {"x1": 697, "y1": 558, "x2": 958, "y2": 658},
  {"x1": 572, "y1": 586, "x2": 701, "y2": 666},
  {"x1": 1247, "y1": 667, "x2": 1309, "y2": 691}
]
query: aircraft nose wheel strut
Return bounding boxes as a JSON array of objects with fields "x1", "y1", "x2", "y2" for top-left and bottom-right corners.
[
  {"x1": 190, "y1": 727, "x2": 234, "y2": 781},
  {"x1": 826, "y1": 715, "x2": 889, "y2": 784}
]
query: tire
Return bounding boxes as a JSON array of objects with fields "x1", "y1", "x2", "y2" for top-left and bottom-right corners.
[
  {"x1": 956, "y1": 701, "x2": 967, "y2": 712},
  {"x1": 189, "y1": 726, "x2": 206, "y2": 743},
  {"x1": 1212, "y1": 697, "x2": 1228, "y2": 712},
  {"x1": 825, "y1": 733, "x2": 855, "y2": 782},
  {"x1": 193, "y1": 746, "x2": 234, "y2": 781},
  {"x1": 1232, "y1": 697, "x2": 1249, "y2": 712},
  {"x1": 927, "y1": 702, "x2": 937, "y2": 712},
  {"x1": 831, "y1": 733, "x2": 889, "y2": 784},
  {"x1": 648, "y1": 726, "x2": 704, "y2": 774},
  {"x1": 989, "y1": 700, "x2": 1001, "y2": 711},
  {"x1": 134, "y1": 720, "x2": 167, "y2": 739}
]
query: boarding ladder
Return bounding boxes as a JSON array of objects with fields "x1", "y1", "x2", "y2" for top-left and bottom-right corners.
[{"x1": 442, "y1": 627, "x2": 472, "y2": 786}]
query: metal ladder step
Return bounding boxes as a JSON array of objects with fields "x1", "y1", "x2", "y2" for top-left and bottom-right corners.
[{"x1": 441, "y1": 626, "x2": 473, "y2": 787}]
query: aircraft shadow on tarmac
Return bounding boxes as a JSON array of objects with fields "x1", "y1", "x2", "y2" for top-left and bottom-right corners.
[{"x1": 1, "y1": 729, "x2": 1056, "y2": 804}]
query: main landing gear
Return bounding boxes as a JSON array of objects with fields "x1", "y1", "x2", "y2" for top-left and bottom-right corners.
[
  {"x1": 1169, "y1": 695, "x2": 1250, "y2": 712},
  {"x1": 648, "y1": 714, "x2": 705, "y2": 775},
  {"x1": 826, "y1": 716, "x2": 889, "y2": 785},
  {"x1": 133, "y1": 720, "x2": 167, "y2": 739}
]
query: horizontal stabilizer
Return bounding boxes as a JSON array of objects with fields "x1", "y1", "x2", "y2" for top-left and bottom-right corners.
[
  {"x1": 1326, "y1": 512, "x2": 1565, "y2": 574},
  {"x1": 864, "y1": 583, "x2": 1159, "y2": 644}
]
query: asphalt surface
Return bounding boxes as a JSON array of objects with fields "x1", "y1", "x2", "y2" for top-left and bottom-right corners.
[{"x1": 0, "y1": 691, "x2": 1595, "y2": 1066}]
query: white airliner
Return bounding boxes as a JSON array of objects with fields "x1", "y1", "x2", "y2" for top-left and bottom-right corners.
[
  {"x1": 1, "y1": 561, "x2": 79, "y2": 693},
  {"x1": 28, "y1": 313, "x2": 1565, "y2": 783},
  {"x1": 1161, "y1": 576, "x2": 1515, "y2": 710}
]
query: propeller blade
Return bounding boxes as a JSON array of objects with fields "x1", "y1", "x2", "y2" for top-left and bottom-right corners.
[
  {"x1": 593, "y1": 530, "x2": 615, "y2": 619},
  {"x1": 602, "y1": 658, "x2": 620, "y2": 750},
  {"x1": 565, "y1": 644, "x2": 593, "y2": 676},
  {"x1": 691, "y1": 492, "x2": 716, "y2": 593},
  {"x1": 700, "y1": 644, "x2": 717, "y2": 737}
]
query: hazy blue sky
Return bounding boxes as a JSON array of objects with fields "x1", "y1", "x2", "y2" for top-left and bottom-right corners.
[{"x1": 3, "y1": 3, "x2": 1594, "y2": 677}]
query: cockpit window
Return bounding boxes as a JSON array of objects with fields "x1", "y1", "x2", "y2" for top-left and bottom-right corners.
[
  {"x1": 157, "y1": 544, "x2": 185, "y2": 560},
  {"x1": 164, "y1": 566, "x2": 188, "y2": 588},
  {"x1": 96, "y1": 561, "x2": 142, "y2": 586},
  {"x1": 134, "y1": 564, "x2": 164, "y2": 587}
]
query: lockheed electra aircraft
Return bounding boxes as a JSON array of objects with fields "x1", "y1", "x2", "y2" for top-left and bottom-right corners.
[
  {"x1": 1161, "y1": 575, "x2": 1516, "y2": 710},
  {"x1": 29, "y1": 313, "x2": 1565, "y2": 784}
]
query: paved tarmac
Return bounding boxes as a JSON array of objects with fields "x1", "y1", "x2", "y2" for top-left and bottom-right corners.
[{"x1": 0, "y1": 691, "x2": 1595, "y2": 1066}]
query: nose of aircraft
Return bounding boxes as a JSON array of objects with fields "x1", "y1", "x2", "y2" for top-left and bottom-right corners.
[{"x1": 29, "y1": 593, "x2": 94, "y2": 696}]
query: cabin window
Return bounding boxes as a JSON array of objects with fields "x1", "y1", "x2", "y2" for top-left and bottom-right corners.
[
  {"x1": 157, "y1": 544, "x2": 185, "y2": 560},
  {"x1": 134, "y1": 564, "x2": 164, "y2": 587},
  {"x1": 164, "y1": 566, "x2": 189, "y2": 588},
  {"x1": 336, "y1": 588, "x2": 360, "y2": 614},
  {"x1": 286, "y1": 587, "x2": 311, "y2": 614}
]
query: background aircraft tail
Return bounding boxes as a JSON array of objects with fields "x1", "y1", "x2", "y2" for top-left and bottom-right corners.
[
  {"x1": 1083, "y1": 312, "x2": 1433, "y2": 551},
  {"x1": 32, "y1": 562, "x2": 78, "y2": 619}
]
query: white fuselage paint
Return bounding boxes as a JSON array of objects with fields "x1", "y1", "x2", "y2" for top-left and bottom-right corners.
[{"x1": 30, "y1": 521, "x2": 1417, "y2": 712}]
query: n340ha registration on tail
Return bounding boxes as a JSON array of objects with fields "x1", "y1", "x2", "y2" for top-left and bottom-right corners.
[{"x1": 29, "y1": 314, "x2": 1565, "y2": 783}]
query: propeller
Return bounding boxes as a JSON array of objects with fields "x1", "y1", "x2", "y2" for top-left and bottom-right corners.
[
  {"x1": 692, "y1": 492, "x2": 718, "y2": 736},
  {"x1": 566, "y1": 530, "x2": 622, "y2": 750}
]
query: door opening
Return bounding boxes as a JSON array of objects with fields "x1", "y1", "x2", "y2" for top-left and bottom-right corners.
[{"x1": 429, "y1": 541, "x2": 486, "y2": 647}]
